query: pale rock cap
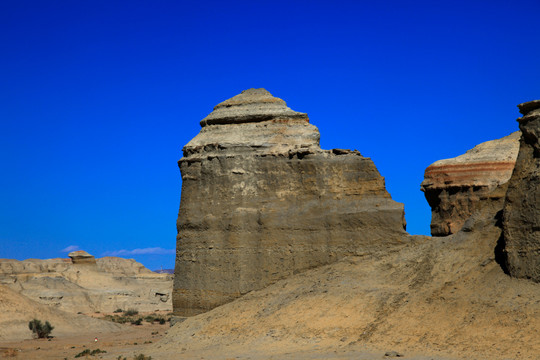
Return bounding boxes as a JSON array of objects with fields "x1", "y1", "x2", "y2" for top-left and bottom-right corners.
[{"x1": 200, "y1": 88, "x2": 308, "y2": 127}]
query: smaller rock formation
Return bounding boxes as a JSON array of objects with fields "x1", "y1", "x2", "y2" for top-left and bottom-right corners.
[
  {"x1": 502, "y1": 100, "x2": 540, "y2": 282},
  {"x1": 68, "y1": 250, "x2": 96, "y2": 265},
  {"x1": 421, "y1": 132, "x2": 520, "y2": 236}
]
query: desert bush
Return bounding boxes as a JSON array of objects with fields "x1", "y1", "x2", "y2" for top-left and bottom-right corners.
[
  {"x1": 75, "y1": 348, "x2": 106, "y2": 358},
  {"x1": 131, "y1": 318, "x2": 142, "y2": 325},
  {"x1": 74, "y1": 349, "x2": 90, "y2": 357},
  {"x1": 28, "y1": 319, "x2": 54, "y2": 339},
  {"x1": 113, "y1": 308, "x2": 124, "y2": 313},
  {"x1": 133, "y1": 354, "x2": 152, "y2": 360},
  {"x1": 124, "y1": 308, "x2": 139, "y2": 316}
]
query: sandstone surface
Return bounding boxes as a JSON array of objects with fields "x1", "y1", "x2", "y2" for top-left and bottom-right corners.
[
  {"x1": 421, "y1": 132, "x2": 520, "y2": 236},
  {"x1": 502, "y1": 100, "x2": 540, "y2": 282},
  {"x1": 174, "y1": 88, "x2": 407, "y2": 316},
  {"x1": 0, "y1": 256, "x2": 173, "y2": 314}
]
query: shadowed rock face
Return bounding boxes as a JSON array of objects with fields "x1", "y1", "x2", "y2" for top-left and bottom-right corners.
[
  {"x1": 502, "y1": 100, "x2": 540, "y2": 282},
  {"x1": 421, "y1": 132, "x2": 520, "y2": 236},
  {"x1": 174, "y1": 89, "x2": 407, "y2": 316}
]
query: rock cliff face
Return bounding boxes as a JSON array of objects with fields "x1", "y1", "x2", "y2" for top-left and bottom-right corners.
[
  {"x1": 502, "y1": 100, "x2": 540, "y2": 282},
  {"x1": 174, "y1": 89, "x2": 407, "y2": 316},
  {"x1": 421, "y1": 132, "x2": 520, "y2": 236}
]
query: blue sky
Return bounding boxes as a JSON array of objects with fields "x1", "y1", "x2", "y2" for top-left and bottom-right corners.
[{"x1": 1, "y1": 0, "x2": 539, "y2": 271}]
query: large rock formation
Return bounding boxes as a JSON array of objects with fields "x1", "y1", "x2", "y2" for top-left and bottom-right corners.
[
  {"x1": 502, "y1": 100, "x2": 540, "y2": 282},
  {"x1": 421, "y1": 132, "x2": 520, "y2": 236},
  {"x1": 174, "y1": 88, "x2": 407, "y2": 316}
]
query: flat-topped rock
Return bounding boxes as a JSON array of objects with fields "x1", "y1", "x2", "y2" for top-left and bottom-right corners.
[
  {"x1": 174, "y1": 89, "x2": 407, "y2": 316},
  {"x1": 502, "y1": 100, "x2": 540, "y2": 282},
  {"x1": 200, "y1": 88, "x2": 308, "y2": 127},
  {"x1": 421, "y1": 132, "x2": 520, "y2": 236},
  {"x1": 68, "y1": 250, "x2": 96, "y2": 265}
]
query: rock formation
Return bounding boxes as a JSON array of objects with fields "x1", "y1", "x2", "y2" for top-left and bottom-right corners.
[
  {"x1": 68, "y1": 250, "x2": 96, "y2": 265},
  {"x1": 0, "y1": 256, "x2": 173, "y2": 314},
  {"x1": 502, "y1": 100, "x2": 540, "y2": 282},
  {"x1": 421, "y1": 132, "x2": 520, "y2": 236},
  {"x1": 174, "y1": 88, "x2": 407, "y2": 316}
]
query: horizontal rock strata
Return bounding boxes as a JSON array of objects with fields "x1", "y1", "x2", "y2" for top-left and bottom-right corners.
[
  {"x1": 502, "y1": 100, "x2": 540, "y2": 282},
  {"x1": 421, "y1": 132, "x2": 520, "y2": 236},
  {"x1": 174, "y1": 89, "x2": 407, "y2": 316}
]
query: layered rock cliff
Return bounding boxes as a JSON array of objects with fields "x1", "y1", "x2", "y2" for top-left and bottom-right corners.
[
  {"x1": 421, "y1": 132, "x2": 520, "y2": 236},
  {"x1": 502, "y1": 100, "x2": 540, "y2": 282},
  {"x1": 174, "y1": 89, "x2": 407, "y2": 316}
]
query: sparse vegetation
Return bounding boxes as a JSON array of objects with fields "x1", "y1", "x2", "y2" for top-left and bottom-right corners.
[
  {"x1": 74, "y1": 348, "x2": 107, "y2": 357},
  {"x1": 113, "y1": 308, "x2": 124, "y2": 313},
  {"x1": 124, "y1": 308, "x2": 139, "y2": 316},
  {"x1": 133, "y1": 354, "x2": 152, "y2": 360},
  {"x1": 28, "y1": 319, "x2": 54, "y2": 339},
  {"x1": 103, "y1": 311, "x2": 169, "y2": 325}
]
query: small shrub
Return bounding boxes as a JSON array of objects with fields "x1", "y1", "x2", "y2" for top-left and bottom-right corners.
[
  {"x1": 144, "y1": 315, "x2": 155, "y2": 323},
  {"x1": 158, "y1": 317, "x2": 166, "y2": 325},
  {"x1": 133, "y1": 354, "x2": 152, "y2": 360},
  {"x1": 28, "y1": 319, "x2": 54, "y2": 339},
  {"x1": 124, "y1": 308, "x2": 139, "y2": 316},
  {"x1": 75, "y1": 348, "x2": 106, "y2": 357},
  {"x1": 74, "y1": 349, "x2": 91, "y2": 358},
  {"x1": 131, "y1": 318, "x2": 142, "y2": 325},
  {"x1": 113, "y1": 308, "x2": 124, "y2": 313}
]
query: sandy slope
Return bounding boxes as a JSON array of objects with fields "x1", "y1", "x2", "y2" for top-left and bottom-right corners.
[
  {"x1": 150, "y1": 207, "x2": 540, "y2": 360},
  {"x1": 0, "y1": 284, "x2": 122, "y2": 341}
]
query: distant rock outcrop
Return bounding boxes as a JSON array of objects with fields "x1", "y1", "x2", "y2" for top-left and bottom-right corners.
[
  {"x1": 174, "y1": 88, "x2": 407, "y2": 316},
  {"x1": 502, "y1": 100, "x2": 540, "y2": 282},
  {"x1": 0, "y1": 257, "x2": 172, "y2": 314},
  {"x1": 421, "y1": 132, "x2": 520, "y2": 236},
  {"x1": 68, "y1": 250, "x2": 96, "y2": 265}
]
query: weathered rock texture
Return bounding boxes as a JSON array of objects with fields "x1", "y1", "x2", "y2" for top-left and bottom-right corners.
[
  {"x1": 421, "y1": 132, "x2": 520, "y2": 236},
  {"x1": 502, "y1": 100, "x2": 540, "y2": 282},
  {"x1": 174, "y1": 89, "x2": 407, "y2": 316}
]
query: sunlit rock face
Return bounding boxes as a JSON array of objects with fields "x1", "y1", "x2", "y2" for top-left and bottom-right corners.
[
  {"x1": 421, "y1": 132, "x2": 520, "y2": 236},
  {"x1": 174, "y1": 89, "x2": 407, "y2": 316},
  {"x1": 68, "y1": 250, "x2": 96, "y2": 265},
  {"x1": 502, "y1": 100, "x2": 540, "y2": 282}
]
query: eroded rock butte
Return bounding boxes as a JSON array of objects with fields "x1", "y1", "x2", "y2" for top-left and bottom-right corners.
[
  {"x1": 174, "y1": 88, "x2": 407, "y2": 316},
  {"x1": 421, "y1": 132, "x2": 520, "y2": 236}
]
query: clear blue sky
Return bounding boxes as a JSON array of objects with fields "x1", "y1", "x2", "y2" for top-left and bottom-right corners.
[{"x1": 1, "y1": 1, "x2": 539, "y2": 271}]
